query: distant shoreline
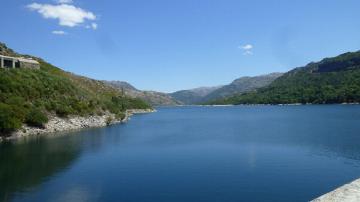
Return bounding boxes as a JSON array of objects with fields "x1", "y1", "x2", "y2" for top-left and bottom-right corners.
[
  {"x1": 159, "y1": 102, "x2": 360, "y2": 107},
  {"x1": 0, "y1": 109, "x2": 155, "y2": 142}
]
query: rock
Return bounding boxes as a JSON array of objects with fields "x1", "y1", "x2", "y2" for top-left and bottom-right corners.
[{"x1": 4, "y1": 109, "x2": 155, "y2": 141}]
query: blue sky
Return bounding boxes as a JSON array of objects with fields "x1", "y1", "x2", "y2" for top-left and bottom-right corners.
[{"x1": 1, "y1": 0, "x2": 360, "y2": 92}]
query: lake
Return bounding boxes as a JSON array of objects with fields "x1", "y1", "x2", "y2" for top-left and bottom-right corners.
[{"x1": 1, "y1": 105, "x2": 360, "y2": 202}]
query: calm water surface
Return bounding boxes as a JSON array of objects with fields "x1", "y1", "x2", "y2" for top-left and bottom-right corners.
[{"x1": 1, "y1": 105, "x2": 360, "y2": 202}]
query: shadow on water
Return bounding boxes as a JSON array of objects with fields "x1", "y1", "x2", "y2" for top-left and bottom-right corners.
[
  {"x1": 0, "y1": 125, "x2": 121, "y2": 202},
  {"x1": 0, "y1": 136, "x2": 80, "y2": 201}
]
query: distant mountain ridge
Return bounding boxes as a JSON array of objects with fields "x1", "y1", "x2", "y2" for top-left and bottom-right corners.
[
  {"x1": 106, "y1": 72, "x2": 283, "y2": 106},
  {"x1": 169, "y1": 86, "x2": 223, "y2": 105},
  {"x1": 169, "y1": 73, "x2": 283, "y2": 104},
  {"x1": 104, "y1": 81, "x2": 180, "y2": 106},
  {"x1": 202, "y1": 73, "x2": 283, "y2": 102},
  {"x1": 100, "y1": 51, "x2": 360, "y2": 106}
]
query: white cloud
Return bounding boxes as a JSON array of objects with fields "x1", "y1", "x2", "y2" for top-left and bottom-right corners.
[
  {"x1": 27, "y1": 3, "x2": 97, "y2": 28},
  {"x1": 243, "y1": 50, "x2": 253, "y2": 55},
  {"x1": 56, "y1": 0, "x2": 73, "y2": 4},
  {"x1": 241, "y1": 44, "x2": 253, "y2": 50},
  {"x1": 86, "y1": 22, "x2": 98, "y2": 30},
  {"x1": 239, "y1": 44, "x2": 253, "y2": 55},
  {"x1": 52, "y1": 30, "x2": 67, "y2": 35},
  {"x1": 91, "y1": 23, "x2": 98, "y2": 30}
]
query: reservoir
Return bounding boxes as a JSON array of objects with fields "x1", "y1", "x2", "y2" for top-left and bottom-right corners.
[{"x1": 1, "y1": 105, "x2": 360, "y2": 202}]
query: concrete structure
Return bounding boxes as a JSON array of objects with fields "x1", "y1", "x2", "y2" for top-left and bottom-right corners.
[
  {"x1": 0, "y1": 55, "x2": 40, "y2": 69},
  {"x1": 312, "y1": 178, "x2": 360, "y2": 202}
]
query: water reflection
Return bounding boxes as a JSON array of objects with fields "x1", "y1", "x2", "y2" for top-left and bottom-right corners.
[
  {"x1": 0, "y1": 126, "x2": 122, "y2": 202},
  {"x1": 0, "y1": 137, "x2": 79, "y2": 201}
]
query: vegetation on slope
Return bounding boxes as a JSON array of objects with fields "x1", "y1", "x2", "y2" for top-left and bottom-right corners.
[
  {"x1": 0, "y1": 43, "x2": 150, "y2": 136},
  {"x1": 209, "y1": 51, "x2": 360, "y2": 105},
  {"x1": 202, "y1": 73, "x2": 283, "y2": 102}
]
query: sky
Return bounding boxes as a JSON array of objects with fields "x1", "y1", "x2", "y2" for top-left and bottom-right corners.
[{"x1": 1, "y1": 0, "x2": 360, "y2": 92}]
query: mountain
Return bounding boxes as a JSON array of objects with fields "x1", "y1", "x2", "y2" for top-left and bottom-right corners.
[
  {"x1": 169, "y1": 73, "x2": 282, "y2": 105},
  {"x1": 104, "y1": 81, "x2": 180, "y2": 106},
  {"x1": 105, "y1": 81, "x2": 138, "y2": 91},
  {"x1": 0, "y1": 43, "x2": 150, "y2": 136},
  {"x1": 210, "y1": 51, "x2": 360, "y2": 105},
  {"x1": 169, "y1": 86, "x2": 222, "y2": 105},
  {"x1": 202, "y1": 73, "x2": 283, "y2": 102}
]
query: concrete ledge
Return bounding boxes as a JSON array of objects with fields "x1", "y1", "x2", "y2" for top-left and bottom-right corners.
[{"x1": 311, "y1": 178, "x2": 360, "y2": 202}]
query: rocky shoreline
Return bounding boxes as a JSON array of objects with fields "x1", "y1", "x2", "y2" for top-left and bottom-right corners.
[{"x1": 1, "y1": 109, "x2": 155, "y2": 142}]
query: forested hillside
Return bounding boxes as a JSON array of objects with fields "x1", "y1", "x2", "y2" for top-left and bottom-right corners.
[{"x1": 209, "y1": 51, "x2": 360, "y2": 105}]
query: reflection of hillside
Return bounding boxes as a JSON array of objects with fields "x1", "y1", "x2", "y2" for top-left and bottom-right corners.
[{"x1": 0, "y1": 135, "x2": 82, "y2": 202}]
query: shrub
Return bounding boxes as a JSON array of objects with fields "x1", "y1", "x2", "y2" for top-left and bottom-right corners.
[
  {"x1": 25, "y1": 108, "x2": 48, "y2": 128},
  {"x1": 0, "y1": 103, "x2": 22, "y2": 135},
  {"x1": 115, "y1": 112, "x2": 126, "y2": 120},
  {"x1": 5, "y1": 96, "x2": 28, "y2": 122},
  {"x1": 55, "y1": 104, "x2": 73, "y2": 117}
]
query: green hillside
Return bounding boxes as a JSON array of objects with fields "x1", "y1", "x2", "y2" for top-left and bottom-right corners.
[
  {"x1": 169, "y1": 86, "x2": 221, "y2": 105},
  {"x1": 202, "y1": 73, "x2": 283, "y2": 102},
  {"x1": 0, "y1": 43, "x2": 150, "y2": 136},
  {"x1": 169, "y1": 73, "x2": 282, "y2": 105},
  {"x1": 209, "y1": 51, "x2": 360, "y2": 105}
]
